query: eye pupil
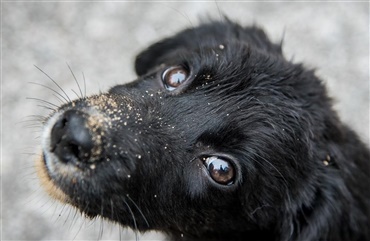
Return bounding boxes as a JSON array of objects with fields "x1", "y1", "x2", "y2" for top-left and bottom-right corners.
[
  {"x1": 204, "y1": 156, "x2": 235, "y2": 185},
  {"x1": 162, "y1": 66, "x2": 189, "y2": 90}
]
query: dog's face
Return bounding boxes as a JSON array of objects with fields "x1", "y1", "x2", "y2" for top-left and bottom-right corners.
[{"x1": 37, "y1": 21, "x2": 333, "y2": 239}]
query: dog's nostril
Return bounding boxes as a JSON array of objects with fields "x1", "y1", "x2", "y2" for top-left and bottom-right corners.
[{"x1": 50, "y1": 110, "x2": 95, "y2": 164}]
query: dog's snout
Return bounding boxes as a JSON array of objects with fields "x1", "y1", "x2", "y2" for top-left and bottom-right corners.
[{"x1": 50, "y1": 110, "x2": 94, "y2": 164}]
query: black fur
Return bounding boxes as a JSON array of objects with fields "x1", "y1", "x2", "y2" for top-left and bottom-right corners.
[{"x1": 39, "y1": 20, "x2": 370, "y2": 241}]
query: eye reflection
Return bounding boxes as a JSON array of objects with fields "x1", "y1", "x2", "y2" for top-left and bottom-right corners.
[
  {"x1": 162, "y1": 66, "x2": 189, "y2": 90},
  {"x1": 204, "y1": 156, "x2": 235, "y2": 185}
]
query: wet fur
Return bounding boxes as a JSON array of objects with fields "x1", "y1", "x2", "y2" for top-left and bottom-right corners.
[{"x1": 38, "y1": 20, "x2": 370, "y2": 241}]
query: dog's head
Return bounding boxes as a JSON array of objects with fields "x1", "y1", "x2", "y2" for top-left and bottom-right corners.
[{"x1": 37, "y1": 20, "x2": 337, "y2": 239}]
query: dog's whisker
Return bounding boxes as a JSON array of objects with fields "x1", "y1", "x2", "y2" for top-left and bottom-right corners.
[
  {"x1": 123, "y1": 197, "x2": 139, "y2": 241},
  {"x1": 110, "y1": 198, "x2": 115, "y2": 223},
  {"x1": 251, "y1": 154, "x2": 288, "y2": 187},
  {"x1": 56, "y1": 202, "x2": 68, "y2": 222},
  {"x1": 17, "y1": 118, "x2": 44, "y2": 128},
  {"x1": 72, "y1": 216, "x2": 85, "y2": 241},
  {"x1": 100, "y1": 197, "x2": 105, "y2": 218},
  {"x1": 52, "y1": 93, "x2": 68, "y2": 105},
  {"x1": 82, "y1": 203, "x2": 90, "y2": 215},
  {"x1": 26, "y1": 97, "x2": 59, "y2": 109},
  {"x1": 25, "y1": 114, "x2": 48, "y2": 123},
  {"x1": 101, "y1": 218, "x2": 105, "y2": 241},
  {"x1": 37, "y1": 105, "x2": 56, "y2": 112},
  {"x1": 29, "y1": 81, "x2": 69, "y2": 104},
  {"x1": 71, "y1": 89, "x2": 82, "y2": 100},
  {"x1": 34, "y1": 65, "x2": 72, "y2": 102},
  {"x1": 67, "y1": 63, "x2": 84, "y2": 99},
  {"x1": 23, "y1": 124, "x2": 43, "y2": 130},
  {"x1": 214, "y1": 1, "x2": 223, "y2": 22},
  {"x1": 82, "y1": 72, "x2": 87, "y2": 98},
  {"x1": 161, "y1": 3, "x2": 194, "y2": 29},
  {"x1": 63, "y1": 204, "x2": 73, "y2": 227},
  {"x1": 250, "y1": 204, "x2": 272, "y2": 216},
  {"x1": 68, "y1": 208, "x2": 81, "y2": 235},
  {"x1": 126, "y1": 195, "x2": 150, "y2": 228}
]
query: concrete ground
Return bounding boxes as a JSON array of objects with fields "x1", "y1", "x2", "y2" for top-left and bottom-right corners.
[{"x1": 2, "y1": 2, "x2": 369, "y2": 240}]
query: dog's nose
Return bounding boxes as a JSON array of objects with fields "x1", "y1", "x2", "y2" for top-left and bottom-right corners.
[{"x1": 50, "y1": 110, "x2": 94, "y2": 164}]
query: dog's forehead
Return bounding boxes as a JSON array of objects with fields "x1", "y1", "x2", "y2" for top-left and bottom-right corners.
[{"x1": 135, "y1": 21, "x2": 281, "y2": 77}]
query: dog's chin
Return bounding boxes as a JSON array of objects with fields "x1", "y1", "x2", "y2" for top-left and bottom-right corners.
[
  {"x1": 36, "y1": 143, "x2": 106, "y2": 221},
  {"x1": 35, "y1": 153, "x2": 113, "y2": 222},
  {"x1": 35, "y1": 153, "x2": 70, "y2": 204}
]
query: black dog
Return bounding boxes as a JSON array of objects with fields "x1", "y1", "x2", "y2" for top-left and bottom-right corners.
[{"x1": 36, "y1": 20, "x2": 370, "y2": 241}]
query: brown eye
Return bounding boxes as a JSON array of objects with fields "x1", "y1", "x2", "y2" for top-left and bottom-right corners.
[
  {"x1": 204, "y1": 156, "x2": 235, "y2": 185},
  {"x1": 162, "y1": 66, "x2": 189, "y2": 90}
]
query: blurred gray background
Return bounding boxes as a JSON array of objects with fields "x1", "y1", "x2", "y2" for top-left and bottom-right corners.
[{"x1": 2, "y1": 2, "x2": 369, "y2": 240}]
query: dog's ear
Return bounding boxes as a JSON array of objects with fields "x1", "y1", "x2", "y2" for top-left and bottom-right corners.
[
  {"x1": 134, "y1": 20, "x2": 283, "y2": 76},
  {"x1": 134, "y1": 37, "x2": 184, "y2": 76}
]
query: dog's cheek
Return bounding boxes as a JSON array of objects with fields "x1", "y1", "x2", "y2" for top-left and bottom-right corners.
[{"x1": 182, "y1": 163, "x2": 209, "y2": 198}]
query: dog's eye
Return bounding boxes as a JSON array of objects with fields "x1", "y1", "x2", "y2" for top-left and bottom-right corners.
[
  {"x1": 162, "y1": 66, "x2": 189, "y2": 90},
  {"x1": 204, "y1": 156, "x2": 235, "y2": 185}
]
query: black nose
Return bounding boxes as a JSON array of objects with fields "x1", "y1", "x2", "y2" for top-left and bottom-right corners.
[{"x1": 50, "y1": 110, "x2": 94, "y2": 164}]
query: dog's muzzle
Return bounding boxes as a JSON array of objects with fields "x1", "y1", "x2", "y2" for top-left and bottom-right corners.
[{"x1": 36, "y1": 95, "x2": 120, "y2": 203}]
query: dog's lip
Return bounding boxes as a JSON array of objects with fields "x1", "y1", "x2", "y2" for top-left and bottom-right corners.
[{"x1": 35, "y1": 151, "x2": 70, "y2": 203}]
